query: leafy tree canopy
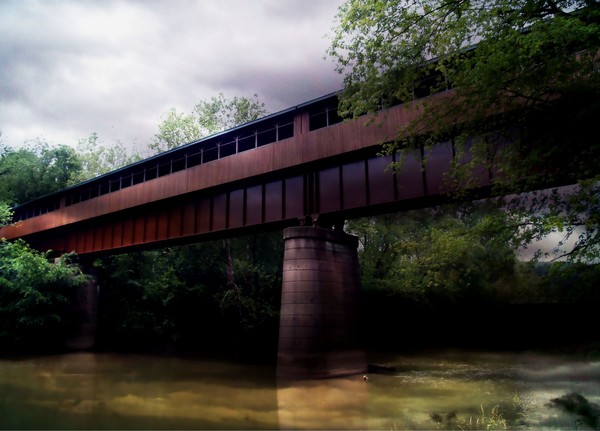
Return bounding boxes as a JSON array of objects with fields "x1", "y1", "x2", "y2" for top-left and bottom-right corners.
[
  {"x1": 0, "y1": 239, "x2": 89, "y2": 349},
  {"x1": 150, "y1": 93, "x2": 269, "y2": 154},
  {"x1": 0, "y1": 202, "x2": 12, "y2": 227},
  {"x1": 0, "y1": 139, "x2": 82, "y2": 205},
  {"x1": 328, "y1": 0, "x2": 600, "y2": 262},
  {"x1": 347, "y1": 205, "x2": 534, "y2": 305},
  {"x1": 74, "y1": 133, "x2": 141, "y2": 181}
]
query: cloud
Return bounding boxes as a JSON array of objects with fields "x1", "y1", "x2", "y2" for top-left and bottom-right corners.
[{"x1": 0, "y1": 0, "x2": 345, "y2": 152}]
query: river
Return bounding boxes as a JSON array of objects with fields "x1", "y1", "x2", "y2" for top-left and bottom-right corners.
[{"x1": 0, "y1": 349, "x2": 598, "y2": 430}]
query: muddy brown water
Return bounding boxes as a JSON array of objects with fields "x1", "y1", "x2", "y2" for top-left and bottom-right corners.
[{"x1": 0, "y1": 349, "x2": 598, "y2": 429}]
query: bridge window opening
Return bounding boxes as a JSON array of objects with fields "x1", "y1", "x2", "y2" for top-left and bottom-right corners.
[
  {"x1": 145, "y1": 166, "x2": 158, "y2": 181},
  {"x1": 69, "y1": 191, "x2": 82, "y2": 206},
  {"x1": 309, "y1": 106, "x2": 342, "y2": 131},
  {"x1": 187, "y1": 151, "x2": 202, "y2": 168},
  {"x1": 132, "y1": 171, "x2": 144, "y2": 185},
  {"x1": 203, "y1": 145, "x2": 219, "y2": 163},
  {"x1": 158, "y1": 161, "x2": 171, "y2": 177},
  {"x1": 309, "y1": 111, "x2": 327, "y2": 130},
  {"x1": 328, "y1": 107, "x2": 343, "y2": 126},
  {"x1": 412, "y1": 67, "x2": 449, "y2": 100},
  {"x1": 277, "y1": 121, "x2": 294, "y2": 140},
  {"x1": 237, "y1": 134, "x2": 255, "y2": 152},
  {"x1": 257, "y1": 127, "x2": 276, "y2": 147},
  {"x1": 47, "y1": 200, "x2": 59, "y2": 213},
  {"x1": 220, "y1": 140, "x2": 237, "y2": 158},
  {"x1": 89, "y1": 186, "x2": 99, "y2": 199},
  {"x1": 99, "y1": 181, "x2": 110, "y2": 196},
  {"x1": 171, "y1": 156, "x2": 186, "y2": 173},
  {"x1": 121, "y1": 175, "x2": 133, "y2": 189},
  {"x1": 80, "y1": 189, "x2": 90, "y2": 202},
  {"x1": 110, "y1": 179, "x2": 121, "y2": 193},
  {"x1": 21, "y1": 196, "x2": 62, "y2": 218}
]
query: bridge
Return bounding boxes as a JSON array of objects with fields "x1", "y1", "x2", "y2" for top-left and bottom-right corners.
[
  {"x1": 1, "y1": 89, "x2": 492, "y2": 378},
  {"x1": 1, "y1": 91, "x2": 477, "y2": 255}
]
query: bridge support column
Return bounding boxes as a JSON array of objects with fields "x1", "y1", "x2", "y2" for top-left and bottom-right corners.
[
  {"x1": 277, "y1": 226, "x2": 367, "y2": 379},
  {"x1": 65, "y1": 270, "x2": 98, "y2": 351}
]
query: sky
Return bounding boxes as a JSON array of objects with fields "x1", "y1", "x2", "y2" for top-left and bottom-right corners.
[{"x1": 0, "y1": 0, "x2": 346, "y2": 153}]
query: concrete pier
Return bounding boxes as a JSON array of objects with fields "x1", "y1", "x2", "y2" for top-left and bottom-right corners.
[
  {"x1": 65, "y1": 275, "x2": 98, "y2": 350},
  {"x1": 277, "y1": 226, "x2": 367, "y2": 379}
]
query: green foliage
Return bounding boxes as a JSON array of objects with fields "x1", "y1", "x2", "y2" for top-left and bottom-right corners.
[
  {"x1": 347, "y1": 206, "x2": 541, "y2": 305},
  {"x1": 149, "y1": 109, "x2": 203, "y2": 155},
  {"x1": 94, "y1": 233, "x2": 283, "y2": 355},
  {"x1": 329, "y1": 0, "x2": 599, "y2": 124},
  {"x1": 0, "y1": 139, "x2": 82, "y2": 205},
  {"x1": 93, "y1": 251, "x2": 182, "y2": 348},
  {"x1": 504, "y1": 183, "x2": 600, "y2": 263},
  {"x1": 150, "y1": 93, "x2": 268, "y2": 154},
  {"x1": 0, "y1": 239, "x2": 89, "y2": 349},
  {"x1": 536, "y1": 261, "x2": 600, "y2": 303},
  {"x1": 329, "y1": 0, "x2": 600, "y2": 263},
  {"x1": 216, "y1": 235, "x2": 283, "y2": 340},
  {"x1": 74, "y1": 133, "x2": 141, "y2": 181},
  {"x1": 0, "y1": 202, "x2": 12, "y2": 227}
]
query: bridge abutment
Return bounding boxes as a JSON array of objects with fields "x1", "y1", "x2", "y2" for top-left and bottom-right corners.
[{"x1": 277, "y1": 226, "x2": 367, "y2": 379}]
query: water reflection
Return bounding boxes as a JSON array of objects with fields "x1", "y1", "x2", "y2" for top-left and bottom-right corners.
[
  {"x1": 0, "y1": 353, "x2": 280, "y2": 429},
  {"x1": 0, "y1": 350, "x2": 598, "y2": 429},
  {"x1": 277, "y1": 377, "x2": 368, "y2": 429}
]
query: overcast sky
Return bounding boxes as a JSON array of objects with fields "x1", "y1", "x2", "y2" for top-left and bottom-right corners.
[{"x1": 0, "y1": 0, "x2": 346, "y2": 153}]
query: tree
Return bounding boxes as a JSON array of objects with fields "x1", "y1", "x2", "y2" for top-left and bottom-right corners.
[
  {"x1": 75, "y1": 133, "x2": 141, "y2": 181},
  {"x1": 347, "y1": 204, "x2": 535, "y2": 305},
  {"x1": 0, "y1": 239, "x2": 89, "y2": 350},
  {"x1": 1, "y1": 181, "x2": 89, "y2": 351},
  {"x1": 0, "y1": 202, "x2": 11, "y2": 227},
  {"x1": 0, "y1": 140, "x2": 82, "y2": 205},
  {"x1": 328, "y1": 0, "x2": 600, "y2": 262},
  {"x1": 94, "y1": 234, "x2": 283, "y2": 355},
  {"x1": 149, "y1": 93, "x2": 269, "y2": 154}
]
